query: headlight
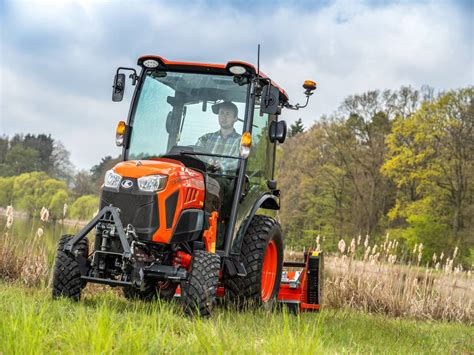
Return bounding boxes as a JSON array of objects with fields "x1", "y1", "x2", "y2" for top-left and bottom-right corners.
[
  {"x1": 104, "y1": 169, "x2": 122, "y2": 190},
  {"x1": 138, "y1": 174, "x2": 168, "y2": 192}
]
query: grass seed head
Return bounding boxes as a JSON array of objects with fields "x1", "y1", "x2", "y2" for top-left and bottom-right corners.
[
  {"x1": 36, "y1": 228, "x2": 44, "y2": 238},
  {"x1": 40, "y1": 207, "x2": 49, "y2": 223},
  {"x1": 6, "y1": 215, "x2": 14, "y2": 229},
  {"x1": 5, "y1": 205, "x2": 14, "y2": 217},
  {"x1": 338, "y1": 239, "x2": 346, "y2": 254}
]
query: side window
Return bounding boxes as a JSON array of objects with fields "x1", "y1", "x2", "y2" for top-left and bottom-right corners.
[{"x1": 246, "y1": 104, "x2": 273, "y2": 186}]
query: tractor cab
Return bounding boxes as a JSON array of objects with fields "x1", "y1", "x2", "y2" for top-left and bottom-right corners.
[
  {"x1": 52, "y1": 55, "x2": 322, "y2": 316},
  {"x1": 111, "y1": 56, "x2": 305, "y2": 255}
]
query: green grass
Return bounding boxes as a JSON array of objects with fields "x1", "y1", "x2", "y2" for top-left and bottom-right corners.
[{"x1": 0, "y1": 283, "x2": 472, "y2": 354}]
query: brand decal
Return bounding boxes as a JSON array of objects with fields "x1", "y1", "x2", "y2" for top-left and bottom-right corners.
[{"x1": 121, "y1": 179, "x2": 133, "y2": 189}]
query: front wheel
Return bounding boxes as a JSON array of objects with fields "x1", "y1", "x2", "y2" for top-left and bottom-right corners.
[
  {"x1": 181, "y1": 250, "x2": 220, "y2": 316},
  {"x1": 52, "y1": 235, "x2": 89, "y2": 301},
  {"x1": 224, "y1": 215, "x2": 284, "y2": 308}
]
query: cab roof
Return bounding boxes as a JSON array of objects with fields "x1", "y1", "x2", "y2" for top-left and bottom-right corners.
[{"x1": 138, "y1": 55, "x2": 289, "y2": 103}]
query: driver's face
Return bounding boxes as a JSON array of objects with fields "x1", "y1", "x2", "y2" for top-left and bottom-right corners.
[{"x1": 218, "y1": 107, "x2": 237, "y2": 129}]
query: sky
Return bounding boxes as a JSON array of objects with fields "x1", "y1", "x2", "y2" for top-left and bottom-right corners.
[{"x1": 0, "y1": 0, "x2": 473, "y2": 170}]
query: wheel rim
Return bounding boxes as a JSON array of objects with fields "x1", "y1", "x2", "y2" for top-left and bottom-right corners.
[{"x1": 261, "y1": 239, "x2": 278, "y2": 302}]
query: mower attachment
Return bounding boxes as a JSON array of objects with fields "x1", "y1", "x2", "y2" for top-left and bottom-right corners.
[{"x1": 278, "y1": 251, "x2": 323, "y2": 312}]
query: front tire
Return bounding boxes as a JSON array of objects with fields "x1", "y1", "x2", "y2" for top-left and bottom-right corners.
[
  {"x1": 225, "y1": 215, "x2": 284, "y2": 308},
  {"x1": 52, "y1": 235, "x2": 89, "y2": 301},
  {"x1": 181, "y1": 250, "x2": 220, "y2": 316}
]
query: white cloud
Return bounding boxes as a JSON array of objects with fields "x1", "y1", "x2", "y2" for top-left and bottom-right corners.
[{"x1": 1, "y1": 0, "x2": 472, "y2": 169}]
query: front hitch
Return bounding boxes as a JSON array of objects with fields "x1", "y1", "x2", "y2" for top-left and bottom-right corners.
[{"x1": 64, "y1": 206, "x2": 132, "y2": 260}]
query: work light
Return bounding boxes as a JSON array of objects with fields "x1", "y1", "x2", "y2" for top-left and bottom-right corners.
[
  {"x1": 138, "y1": 174, "x2": 168, "y2": 192},
  {"x1": 104, "y1": 170, "x2": 122, "y2": 190},
  {"x1": 228, "y1": 65, "x2": 247, "y2": 75},
  {"x1": 143, "y1": 59, "x2": 159, "y2": 68}
]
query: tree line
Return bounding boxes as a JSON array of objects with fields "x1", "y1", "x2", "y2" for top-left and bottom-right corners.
[
  {"x1": 0, "y1": 134, "x2": 120, "y2": 221},
  {"x1": 279, "y1": 86, "x2": 473, "y2": 265}
]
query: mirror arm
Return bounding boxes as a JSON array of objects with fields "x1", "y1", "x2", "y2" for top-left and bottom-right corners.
[{"x1": 116, "y1": 67, "x2": 139, "y2": 86}]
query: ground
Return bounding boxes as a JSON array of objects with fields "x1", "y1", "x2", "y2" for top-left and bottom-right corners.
[{"x1": 0, "y1": 283, "x2": 472, "y2": 354}]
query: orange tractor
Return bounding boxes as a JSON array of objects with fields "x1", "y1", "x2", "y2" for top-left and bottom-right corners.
[{"x1": 52, "y1": 55, "x2": 323, "y2": 315}]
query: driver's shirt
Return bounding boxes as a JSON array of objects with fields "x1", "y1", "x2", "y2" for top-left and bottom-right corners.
[{"x1": 196, "y1": 129, "x2": 241, "y2": 157}]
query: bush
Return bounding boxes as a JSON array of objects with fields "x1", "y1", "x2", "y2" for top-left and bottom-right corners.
[{"x1": 69, "y1": 195, "x2": 99, "y2": 221}]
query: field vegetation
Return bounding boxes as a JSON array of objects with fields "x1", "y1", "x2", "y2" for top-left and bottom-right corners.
[
  {"x1": 280, "y1": 86, "x2": 473, "y2": 268},
  {"x1": 1, "y1": 282, "x2": 472, "y2": 354},
  {"x1": 1, "y1": 85, "x2": 473, "y2": 352}
]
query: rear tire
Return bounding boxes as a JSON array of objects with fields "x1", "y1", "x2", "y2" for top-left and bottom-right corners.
[
  {"x1": 181, "y1": 250, "x2": 220, "y2": 316},
  {"x1": 52, "y1": 234, "x2": 89, "y2": 301},
  {"x1": 224, "y1": 215, "x2": 283, "y2": 308}
]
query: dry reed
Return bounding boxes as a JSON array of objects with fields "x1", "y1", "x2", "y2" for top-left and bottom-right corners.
[
  {"x1": 286, "y1": 234, "x2": 473, "y2": 324},
  {"x1": 2, "y1": 207, "x2": 473, "y2": 323}
]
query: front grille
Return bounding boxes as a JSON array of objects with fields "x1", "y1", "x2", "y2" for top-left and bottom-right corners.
[{"x1": 100, "y1": 180, "x2": 159, "y2": 240}]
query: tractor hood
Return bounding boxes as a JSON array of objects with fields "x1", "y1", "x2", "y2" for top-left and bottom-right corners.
[{"x1": 113, "y1": 158, "x2": 186, "y2": 179}]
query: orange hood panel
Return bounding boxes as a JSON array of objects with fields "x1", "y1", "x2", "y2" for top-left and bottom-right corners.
[
  {"x1": 112, "y1": 158, "x2": 206, "y2": 244},
  {"x1": 113, "y1": 159, "x2": 186, "y2": 178}
]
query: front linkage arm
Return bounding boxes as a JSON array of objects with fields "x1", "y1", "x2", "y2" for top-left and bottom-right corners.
[{"x1": 63, "y1": 206, "x2": 132, "y2": 260}]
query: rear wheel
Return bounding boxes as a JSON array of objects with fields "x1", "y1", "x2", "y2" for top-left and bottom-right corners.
[
  {"x1": 181, "y1": 250, "x2": 220, "y2": 316},
  {"x1": 225, "y1": 215, "x2": 283, "y2": 308},
  {"x1": 52, "y1": 235, "x2": 89, "y2": 301}
]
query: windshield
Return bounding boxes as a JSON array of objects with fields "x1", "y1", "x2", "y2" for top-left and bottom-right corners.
[{"x1": 127, "y1": 71, "x2": 249, "y2": 173}]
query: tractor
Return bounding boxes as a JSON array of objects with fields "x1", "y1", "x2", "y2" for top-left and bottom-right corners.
[{"x1": 52, "y1": 55, "x2": 323, "y2": 315}]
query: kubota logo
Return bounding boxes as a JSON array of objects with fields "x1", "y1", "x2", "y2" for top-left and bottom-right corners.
[{"x1": 121, "y1": 180, "x2": 133, "y2": 189}]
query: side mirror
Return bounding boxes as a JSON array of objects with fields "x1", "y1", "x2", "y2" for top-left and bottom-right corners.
[
  {"x1": 269, "y1": 120, "x2": 287, "y2": 143},
  {"x1": 260, "y1": 84, "x2": 280, "y2": 115},
  {"x1": 112, "y1": 73, "x2": 126, "y2": 102}
]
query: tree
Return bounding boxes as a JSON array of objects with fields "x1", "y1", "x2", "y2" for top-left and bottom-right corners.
[
  {"x1": 9, "y1": 172, "x2": 70, "y2": 217},
  {"x1": 49, "y1": 189, "x2": 70, "y2": 220},
  {"x1": 288, "y1": 118, "x2": 305, "y2": 138},
  {"x1": 0, "y1": 176, "x2": 14, "y2": 206},
  {"x1": 0, "y1": 134, "x2": 74, "y2": 182},
  {"x1": 2, "y1": 145, "x2": 39, "y2": 176},
  {"x1": 382, "y1": 87, "x2": 474, "y2": 244},
  {"x1": 69, "y1": 195, "x2": 99, "y2": 221},
  {"x1": 50, "y1": 141, "x2": 74, "y2": 183},
  {"x1": 73, "y1": 170, "x2": 97, "y2": 197},
  {"x1": 23, "y1": 134, "x2": 55, "y2": 172},
  {"x1": 0, "y1": 136, "x2": 8, "y2": 164}
]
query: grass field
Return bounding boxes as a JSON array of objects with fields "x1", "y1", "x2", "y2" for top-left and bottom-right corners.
[{"x1": 1, "y1": 282, "x2": 472, "y2": 354}]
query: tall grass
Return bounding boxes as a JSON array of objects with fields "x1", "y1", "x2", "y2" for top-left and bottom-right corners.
[
  {"x1": 1, "y1": 284, "x2": 473, "y2": 354},
  {"x1": 1, "y1": 207, "x2": 50, "y2": 287},
  {"x1": 289, "y1": 234, "x2": 473, "y2": 324},
  {"x1": 1, "y1": 207, "x2": 473, "y2": 324}
]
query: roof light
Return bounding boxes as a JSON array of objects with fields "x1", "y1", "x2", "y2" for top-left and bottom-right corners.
[
  {"x1": 303, "y1": 80, "x2": 317, "y2": 94},
  {"x1": 229, "y1": 65, "x2": 247, "y2": 75},
  {"x1": 143, "y1": 59, "x2": 159, "y2": 68}
]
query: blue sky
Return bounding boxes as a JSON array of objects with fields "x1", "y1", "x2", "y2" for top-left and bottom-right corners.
[{"x1": 0, "y1": 0, "x2": 473, "y2": 170}]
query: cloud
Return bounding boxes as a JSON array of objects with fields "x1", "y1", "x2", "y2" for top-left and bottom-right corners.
[{"x1": 1, "y1": 0, "x2": 472, "y2": 169}]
